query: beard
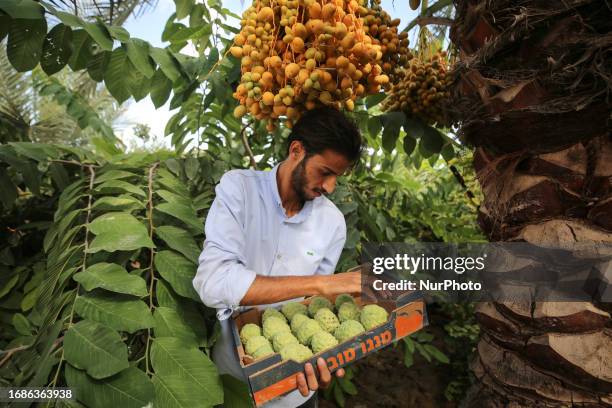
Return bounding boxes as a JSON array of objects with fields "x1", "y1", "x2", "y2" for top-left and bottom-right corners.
[{"x1": 290, "y1": 155, "x2": 321, "y2": 202}]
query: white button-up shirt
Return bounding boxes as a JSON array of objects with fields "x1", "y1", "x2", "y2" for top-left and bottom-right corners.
[{"x1": 192, "y1": 162, "x2": 346, "y2": 407}]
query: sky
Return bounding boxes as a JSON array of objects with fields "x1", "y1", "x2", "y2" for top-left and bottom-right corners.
[{"x1": 117, "y1": 0, "x2": 419, "y2": 149}]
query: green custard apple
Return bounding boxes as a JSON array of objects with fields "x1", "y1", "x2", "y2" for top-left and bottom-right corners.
[
  {"x1": 314, "y1": 308, "x2": 340, "y2": 333},
  {"x1": 308, "y1": 296, "x2": 333, "y2": 317},
  {"x1": 245, "y1": 335, "x2": 271, "y2": 355},
  {"x1": 334, "y1": 320, "x2": 365, "y2": 342},
  {"x1": 296, "y1": 319, "x2": 324, "y2": 345},
  {"x1": 334, "y1": 293, "x2": 355, "y2": 309},
  {"x1": 263, "y1": 316, "x2": 291, "y2": 339},
  {"x1": 272, "y1": 331, "x2": 299, "y2": 352},
  {"x1": 280, "y1": 343, "x2": 314, "y2": 362},
  {"x1": 360, "y1": 304, "x2": 389, "y2": 330},
  {"x1": 310, "y1": 331, "x2": 339, "y2": 354},
  {"x1": 262, "y1": 308, "x2": 286, "y2": 323},
  {"x1": 240, "y1": 323, "x2": 262, "y2": 345},
  {"x1": 290, "y1": 313, "x2": 309, "y2": 332},
  {"x1": 252, "y1": 344, "x2": 274, "y2": 359},
  {"x1": 281, "y1": 302, "x2": 308, "y2": 320},
  {"x1": 337, "y1": 302, "x2": 361, "y2": 322}
]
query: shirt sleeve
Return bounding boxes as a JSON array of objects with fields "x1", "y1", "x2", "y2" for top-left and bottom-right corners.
[
  {"x1": 192, "y1": 172, "x2": 257, "y2": 315},
  {"x1": 314, "y1": 217, "x2": 347, "y2": 276}
]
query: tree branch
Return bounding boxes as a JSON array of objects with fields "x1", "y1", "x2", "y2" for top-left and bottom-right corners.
[
  {"x1": 240, "y1": 121, "x2": 257, "y2": 169},
  {"x1": 402, "y1": 0, "x2": 453, "y2": 32},
  {"x1": 415, "y1": 16, "x2": 454, "y2": 27}
]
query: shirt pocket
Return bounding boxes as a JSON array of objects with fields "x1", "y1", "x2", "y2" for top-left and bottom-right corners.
[{"x1": 282, "y1": 244, "x2": 325, "y2": 276}]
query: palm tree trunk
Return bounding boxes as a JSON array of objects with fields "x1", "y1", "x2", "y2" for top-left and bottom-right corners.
[{"x1": 449, "y1": 0, "x2": 612, "y2": 406}]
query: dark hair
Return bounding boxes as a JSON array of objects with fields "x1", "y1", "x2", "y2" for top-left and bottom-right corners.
[{"x1": 286, "y1": 107, "x2": 363, "y2": 164}]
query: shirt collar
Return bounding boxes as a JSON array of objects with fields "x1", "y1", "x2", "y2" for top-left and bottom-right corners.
[{"x1": 268, "y1": 162, "x2": 314, "y2": 224}]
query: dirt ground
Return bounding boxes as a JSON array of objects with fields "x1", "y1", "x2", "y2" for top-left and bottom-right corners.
[{"x1": 318, "y1": 333, "x2": 459, "y2": 408}]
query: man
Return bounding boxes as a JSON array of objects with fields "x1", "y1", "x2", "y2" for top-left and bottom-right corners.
[{"x1": 193, "y1": 106, "x2": 363, "y2": 407}]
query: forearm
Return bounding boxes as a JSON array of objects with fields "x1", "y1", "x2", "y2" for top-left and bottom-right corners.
[
  {"x1": 239, "y1": 275, "x2": 323, "y2": 306},
  {"x1": 239, "y1": 272, "x2": 361, "y2": 306}
]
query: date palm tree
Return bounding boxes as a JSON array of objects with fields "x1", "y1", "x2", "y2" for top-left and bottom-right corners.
[{"x1": 448, "y1": 0, "x2": 612, "y2": 405}]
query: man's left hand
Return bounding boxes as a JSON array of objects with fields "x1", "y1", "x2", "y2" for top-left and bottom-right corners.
[{"x1": 296, "y1": 357, "x2": 345, "y2": 396}]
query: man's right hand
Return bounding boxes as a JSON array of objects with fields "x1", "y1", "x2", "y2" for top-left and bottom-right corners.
[{"x1": 316, "y1": 271, "x2": 361, "y2": 297}]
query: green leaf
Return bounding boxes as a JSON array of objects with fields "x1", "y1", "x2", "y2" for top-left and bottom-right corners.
[
  {"x1": 104, "y1": 47, "x2": 132, "y2": 104},
  {"x1": 92, "y1": 195, "x2": 144, "y2": 212},
  {"x1": 151, "y1": 337, "x2": 223, "y2": 407},
  {"x1": 128, "y1": 67, "x2": 151, "y2": 101},
  {"x1": 403, "y1": 135, "x2": 416, "y2": 155},
  {"x1": 0, "y1": 15, "x2": 8, "y2": 43},
  {"x1": 73, "y1": 262, "x2": 148, "y2": 297},
  {"x1": 0, "y1": 0, "x2": 44, "y2": 19},
  {"x1": 41, "y1": 23, "x2": 73, "y2": 75},
  {"x1": 421, "y1": 125, "x2": 445, "y2": 154},
  {"x1": 414, "y1": 342, "x2": 432, "y2": 362},
  {"x1": 150, "y1": 68, "x2": 173, "y2": 108},
  {"x1": 333, "y1": 382, "x2": 346, "y2": 407},
  {"x1": 337, "y1": 377, "x2": 357, "y2": 395},
  {"x1": 404, "y1": 337, "x2": 415, "y2": 353},
  {"x1": 404, "y1": 347, "x2": 414, "y2": 367},
  {"x1": 126, "y1": 38, "x2": 155, "y2": 78},
  {"x1": 367, "y1": 115, "x2": 382, "y2": 138},
  {"x1": 154, "y1": 251, "x2": 199, "y2": 301},
  {"x1": 403, "y1": 116, "x2": 425, "y2": 139},
  {"x1": 53, "y1": 10, "x2": 85, "y2": 27},
  {"x1": 106, "y1": 25, "x2": 130, "y2": 42},
  {"x1": 150, "y1": 47, "x2": 181, "y2": 82},
  {"x1": 95, "y1": 169, "x2": 140, "y2": 183},
  {"x1": 0, "y1": 167, "x2": 18, "y2": 209},
  {"x1": 153, "y1": 307, "x2": 199, "y2": 347},
  {"x1": 157, "y1": 189, "x2": 193, "y2": 207},
  {"x1": 380, "y1": 112, "x2": 404, "y2": 153},
  {"x1": 12, "y1": 313, "x2": 33, "y2": 335},
  {"x1": 64, "y1": 320, "x2": 129, "y2": 379},
  {"x1": 95, "y1": 180, "x2": 146, "y2": 196},
  {"x1": 87, "y1": 212, "x2": 154, "y2": 253},
  {"x1": 365, "y1": 93, "x2": 386, "y2": 109},
  {"x1": 7, "y1": 17, "x2": 47, "y2": 71},
  {"x1": 423, "y1": 344, "x2": 450, "y2": 364},
  {"x1": 221, "y1": 374, "x2": 252, "y2": 408},
  {"x1": 174, "y1": 0, "x2": 194, "y2": 20},
  {"x1": 155, "y1": 226, "x2": 201, "y2": 263},
  {"x1": 68, "y1": 29, "x2": 93, "y2": 70},
  {"x1": 83, "y1": 21, "x2": 113, "y2": 51},
  {"x1": 74, "y1": 291, "x2": 154, "y2": 333},
  {"x1": 66, "y1": 365, "x2": 154, "y2": 408},
  {"x1": 157, "y1": 202, "x2": 202, "y2": 232},
  {"x1": 184, "y1": 157, "x2": 199, "y2": 180},
  {"x1": 86, "y1": 50, "x2": 110, "y2": 82}
]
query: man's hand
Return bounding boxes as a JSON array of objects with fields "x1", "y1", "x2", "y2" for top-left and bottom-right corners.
[
  {"x1": 317, "y1": 271, "x2": 361, "y2": 298},
  {"x1": 296, "y1": 357, "x2": 345, "y2": 397}
]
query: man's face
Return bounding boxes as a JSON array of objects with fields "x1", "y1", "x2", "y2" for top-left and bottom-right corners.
[{"x1": 290, "y1": 148, "x2": 351, "y2": 201}]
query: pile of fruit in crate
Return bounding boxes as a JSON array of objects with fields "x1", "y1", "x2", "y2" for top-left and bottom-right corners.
[{"x1": 239, "y1": 294, "x2": 389, "y2": 362}]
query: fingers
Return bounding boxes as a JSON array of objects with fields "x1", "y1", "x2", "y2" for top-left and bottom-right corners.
[
  {"x1": 317, "y1": 358, "x2": 331, "y2": 388},
  {"x1": 296, "y1": 372, "x2": 309, "y2": 397},
  {"x1": 304, "y1": 362, "x2": 319, "y2": 391},
  {"x1": 335, "y1": 368, "x2": 345, "y2": 378}
]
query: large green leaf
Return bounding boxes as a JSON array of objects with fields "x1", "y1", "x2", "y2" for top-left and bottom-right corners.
[
  {"x1": 66, "y1": 365, "x2": 154, "y2": 408},
  {"x1": 155, "y1": 226, "x2": 201, "y2": 263},
  {"x1": 0, "y1": 0, "x2": 44, "y2": 19},
  {"x1": 7, "y1": 17, "x2": 47, "y2": 71},
  {"x1": 0, "y1": 167, "x2": 18, "y2": 209},
  {"x1": 154, "y1": 251, "x2": 199, "y2": 301},
  {"x1": 68, "y1": 29, "x2": 94, "y2": 71},
  {"x1": 221, "y1": 374, "x2": 252, "y2": 408},
  {"x1": 87, "y1": 212, "x2": 154, "y2": 253},
  {"x1": 104, "y1": 47, "x2": 133, "y2": 104},
  {"x1": 153, "y1": 307, "x2": 199, "y2": 347},
  {"x1": 421, "y1": 125, "x2": 446, "y2": 154},
  {"x1": 150, "y1": 68, "x2": 173, "y2": 108},
  {"x1": 157, "y1": 189, "x2": 194, "y2": 208},
  {"x1": 64, "y1": 320, "x2": 129, "y2": 379},
  {"x1": 95, "y1": 170, "x2": 140, "y2": 184},
  {"x1": 174, "y1": 0, "x2": 194, "y2": 20},
  {"x1": 83, "y1": 21, "x2": 113, "y2": 51},
  {"x1": 40, "y1": 23, "x2": 72, "y2": 75},
  {"x1": 155, "y1": 280, "x2": 207, "y2": 342},
  {"x1": 151, "y1": 337, "x2": 223, "y2": 407},
  {"x1": 95, "y1": 180, "x2": 146, "y2": 197},
  {"x1": 150, "y1": 47, "x2": 181, "y2": 82},
  {"x1": 86, "y1": 50, "x2": 110, "y2": 82},
  {"x1": 73, "y1": 262, "x2": 148, "y2": 297},
  {"x1": 74, "y1": 291, "x2": 154, "y2": 333},
  {"x1": 126, "y1": 38, "x2": 155, "y2": 78},
  {"x1": 91, "y1": 195, "x2": 144, "y2": 212},
  {"x1": 156, "y1": 202, "x2": 202, "y2": 232},
  {"x1": 380, "y1": 112, "x2": 405, "y2": 153}
]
